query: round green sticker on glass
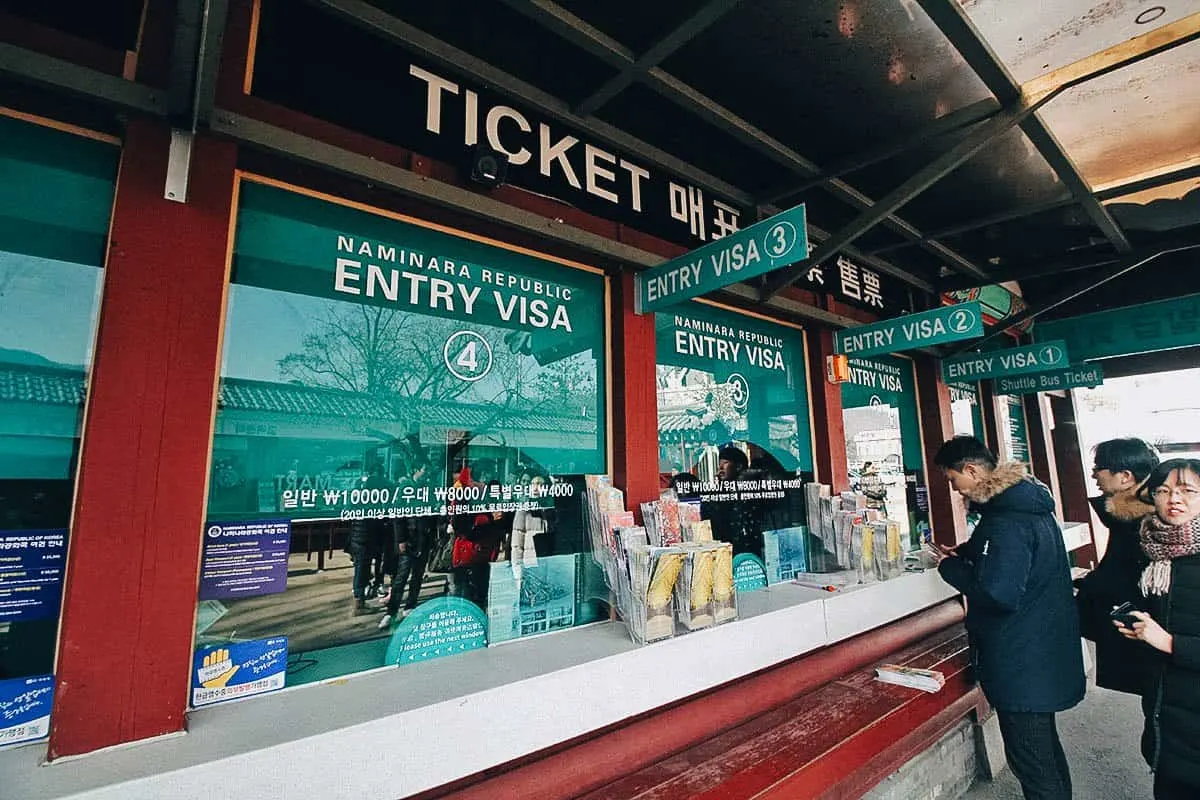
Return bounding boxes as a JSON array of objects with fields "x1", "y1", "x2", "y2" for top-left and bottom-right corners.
[
  {"x1": 733, "y1": 553, "x2": 768, "y2": 593},
  {"x1": 385, "y1": 596, "x2": 488, "y2": 665}
]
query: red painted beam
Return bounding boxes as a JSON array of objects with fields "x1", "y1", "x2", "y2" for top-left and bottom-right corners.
[
  {"x1": 914, "y1": 354, "x2": 967, "y2": 546},
  {"x1": 612, "y1": 271, "x2": 660, "y2": 516},
  {"x1": 1049, "y1": 395, "x2": 1099, "y2": 567},
  {"x1": 49, "y1": 121, "x2": 236, "y2": 758},
  {"x1": 815, "y1": 686, "x2": 986, "y2": 800},
  {"x1": 806, "y1": 327, "x2": 849, "y2": 491},
  {"x1": 578, "y1": 631, "x2": 970, "y2": 800},
  {"x1": 419, "y1": 600, "x2": 964, "y2": 800},
  {"x1": 758, "y1": 664, "x2": 974, "y2": 799}
]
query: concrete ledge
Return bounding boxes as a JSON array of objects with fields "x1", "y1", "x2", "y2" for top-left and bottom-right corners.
[{"x1": 0, "y1": 572, "x2": 960, "y2": 800}]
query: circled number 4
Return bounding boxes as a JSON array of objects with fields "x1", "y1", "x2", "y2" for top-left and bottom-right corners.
[{"x1": 456, "y1": 341, "x2": 478, "y2": 372}]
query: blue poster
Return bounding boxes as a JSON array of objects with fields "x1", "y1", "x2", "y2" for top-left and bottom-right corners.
[
  {"x1": 191, "y1": 636, "x2": 288, "y2": 707},
  {"x1": 732, "y1": 553, "x2": 768, "y2": 593},
  {"x1": 0, "y1": 675, "x2": 54, "y2": 749},
  {"x1": 198, "y1": 520, "x2": 291, "y2": 600},
  {"x1": 763, "y1": 526, "x2": 809, "y2": 584},
  {"x1": 386, "y1": 597, "x2": 487, "y2": 665},
  {"x1": 0, "y1": 529, "x2": 67, "y2": 622}
]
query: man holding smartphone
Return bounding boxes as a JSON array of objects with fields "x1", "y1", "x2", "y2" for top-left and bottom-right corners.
[{"x1": 932, "y1": 436, "x2": 1084, "y2": 800}]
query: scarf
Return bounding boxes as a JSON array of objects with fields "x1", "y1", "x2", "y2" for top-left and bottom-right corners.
[{"x1": 1139, "y1": 514, "x2": 1200, "y2": 595}]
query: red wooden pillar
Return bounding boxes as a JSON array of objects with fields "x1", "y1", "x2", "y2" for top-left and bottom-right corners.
[
  {"x1": 1050, "y1": 394, "x2": 1099, "y2": 566},
  {"x1": 49, "y1": 121, "x2": 236, "y2": 758},
  {"x1": 806, "y1": 328, "x2": 849, "y2": 491},
  {"x1": 611, "y1": 271, "x2": 660, "y2": 515},
  {"x1": 978, "y1": 380, "x2": 1001, "y2": 455},
  {"x1": 914, "y1": 355, "x2": 967, "y2": 546},
  {"x1": 1024, "y1": 394, "x2": 1063, "y2": 514}
]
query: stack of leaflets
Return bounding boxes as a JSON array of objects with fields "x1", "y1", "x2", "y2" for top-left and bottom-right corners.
[
  {"x1": 674, "y1": 541, "x2": 738, "y2": 631},
  {"x1": 583, "y1": 475, "x2": 740, "y2": 645},
  {"x1": 874, "y1": 664, "x2": 946, "y2": 693}
]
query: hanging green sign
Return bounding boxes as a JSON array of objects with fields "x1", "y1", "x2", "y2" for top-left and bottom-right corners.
[
  {"x1": 994, "y1": 364, "x2": 1104, "y2": 395},
  {"x1": 834, "y1": 301, "x2": 983, "y2": 357},
  {"x1": 635, "y1": 205, "x2": 807, "y2": 313},
  {"x1": 941, "y1": 340, "x2": 1069, "y2": 382},
  {"x1": 1036, "y1": 293, "x2": 1200, "y2": 361}
]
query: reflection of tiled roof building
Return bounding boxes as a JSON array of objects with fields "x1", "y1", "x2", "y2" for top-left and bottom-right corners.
[
  {"x1": 412, "y1": 402, "x2": 595, "y2": 434},
  {"x1": 218, "y1": 379, "x2": 396, "y2": 420},
  {"x1": 0, "y1": 363, "x2": 86, "y2": 406},
  {"x1": 216, "y1": 377, "x2": 596, "y2": 435},
  {"x1": 0, "y1": 366, "x2": 597, "y2": 436}
]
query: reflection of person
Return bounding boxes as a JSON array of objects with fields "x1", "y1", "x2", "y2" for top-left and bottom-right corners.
[
  {"x1": 931, "y1": 436, "x2": 1083, "y2": 800},
  {"x1": 511, "y1": 474, "x2": 556, "y2": 581},
  {"x1": 349, "y1": 465, "x2": 394, "y2": 614},
  {"x1": 1076, "y1": 438, "x2": 1157, "y2": 695},
  {"x1": 856, "y1": 461, "x2": 888, "y2": 514},
  {"x1": 704, "y1": 446, "x2": 763, "y2": 558},
  {"x1": 1116, "y1": 459, "x2": 1200, "y2": 800},
  {"x1": 378, "y1": 458, "x2": 437, "y2": 630},
  {"x1": 449, "y1": 462, "x2": 509, "y2": 609},
  {"x1": 717, "y1": 446, "x2": 747, "y2": 482}
]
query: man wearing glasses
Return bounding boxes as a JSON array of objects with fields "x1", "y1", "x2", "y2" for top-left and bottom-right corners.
[{"x1": 1077, "y1": 438, "x2": 1159, "y2": 696}]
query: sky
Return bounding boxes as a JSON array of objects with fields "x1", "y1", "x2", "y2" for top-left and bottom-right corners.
[{"x1": 0, "y1": 252, "x2": 102, "y2": 368}]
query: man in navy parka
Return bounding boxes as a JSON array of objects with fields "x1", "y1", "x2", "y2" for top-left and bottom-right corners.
[{"x1": 933, "y1": 436, "x2": 1084, "y2": 800}]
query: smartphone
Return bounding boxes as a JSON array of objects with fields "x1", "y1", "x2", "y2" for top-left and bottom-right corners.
[{"x1": 1110, "y1": 601, "x2": 1141, "y2": 628}]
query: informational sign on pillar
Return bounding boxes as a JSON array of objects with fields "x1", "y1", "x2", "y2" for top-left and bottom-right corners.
[
  {"x1": 994, "y1": 364, "x2": 1104, "y2": 395},
  {"x1": 635, "y1": 205, "x2": 807, "y2": 314},
  {"x1": 941, "y1": 341, "x2": 1069, "y2": 382},
  {"x1": 834, "y1": 301, "x2": 983, "y2": 358}
]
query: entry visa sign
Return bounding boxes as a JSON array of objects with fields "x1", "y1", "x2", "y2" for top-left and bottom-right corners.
[
  {"x1": 834, "y1": 301, "x2": 983, "y2": 357},
  {"x1": 994, "y1": 364, "x2": 1104, "y2": 395},
  {"x1": 635, "y1": 205, "x2": 807, "y2": 314},
  {"x1": 942, "y1": 340, "x2": 1069, "y2": 382}
]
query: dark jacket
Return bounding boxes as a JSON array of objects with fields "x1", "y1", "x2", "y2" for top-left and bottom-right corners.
[
  {"x1": 938, "y1": 462, "x2": 1085, "y2": 713},
  {"x1": 1140, "y1": 553, "x2": 1200, "y2": 787},
  {"x1": 1077, "y1": 490, "x2": 1155, "y2": 695}
]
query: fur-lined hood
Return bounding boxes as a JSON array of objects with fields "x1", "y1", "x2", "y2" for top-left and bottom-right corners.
[
  {"x1": 962, "y1": 461, "x2": 1034, "y2": 505},
  {"x1": 1105, "y1": 484, "x2": 1155, "y2": 522}
]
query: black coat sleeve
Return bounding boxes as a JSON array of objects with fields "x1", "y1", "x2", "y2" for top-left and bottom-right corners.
[{"x1": 938, "y1": 519, "x2": 1034, "y2": 612}]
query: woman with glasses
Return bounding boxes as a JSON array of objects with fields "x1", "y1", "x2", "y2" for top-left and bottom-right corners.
[{"x1": 1117, "y1": 458, "x2": 1200, "y2": 799}]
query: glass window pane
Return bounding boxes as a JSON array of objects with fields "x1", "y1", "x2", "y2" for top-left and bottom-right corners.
[
  {"x1": 655, "y1": 304, "x2": 816, "y2": 583},
  {"x1": 841, "y1": 356, "x2": 930, "y2": 547},
  {"x1": 192, "y1": 179, "x2": 609, "y2": 700},
  {"x1": 0, "y1": 115, "x2": 116, "y2": 703}
]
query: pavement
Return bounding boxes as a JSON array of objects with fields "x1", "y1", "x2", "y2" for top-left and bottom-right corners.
[{"x1": 963, "y1": 660, "x2": 1154, "y2": 800}]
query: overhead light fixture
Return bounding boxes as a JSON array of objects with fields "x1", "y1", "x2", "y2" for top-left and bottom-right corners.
[
  {"x1": 1136, "y1": 6, "x2": 1167, "y2": 24},
  {"x1": 468, "y1": 144, "x2": 509, "y2": 189}
]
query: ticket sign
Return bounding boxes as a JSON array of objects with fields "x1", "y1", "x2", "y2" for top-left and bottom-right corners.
[
  {"x1": 941, "y1": 340, "x2": 1069, "y2": 382},
  {"x1": 995, "y1": 364, "x2": 1104, "y2": 396},
  {"x1": 635, "y1": 205, "x2": 807, "y2": 314},
  {"x1": 834, "y1": 302, "x2": 983, "y2": 357}
]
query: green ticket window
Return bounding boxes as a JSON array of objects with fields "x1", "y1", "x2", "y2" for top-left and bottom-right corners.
[
  {"x1": 841, "y1": 356, "x2": 929, "y2": 547},
  {"x1": 0, "y1": 114, "x2": 118, "y2": 683},
  {"x1": 998, "y1": 395, "x2": 1031, "y2": 464},
  {"x1": 193, "y1": 178, "x2": 609, "y2": 694},
  {"x1": 654, "y1": 303, "x2": 816, "y2": 564},
  {"x1": 949, "y1": 382, "x2": 984, "y2": 439}
]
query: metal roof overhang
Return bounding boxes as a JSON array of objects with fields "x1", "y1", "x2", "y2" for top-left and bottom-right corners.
[{"x1": 1, "y1": 0, "x2": 1198, "y2": 334}]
